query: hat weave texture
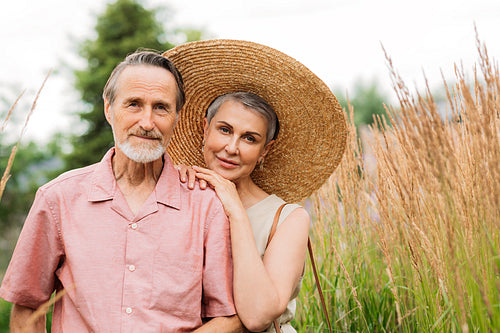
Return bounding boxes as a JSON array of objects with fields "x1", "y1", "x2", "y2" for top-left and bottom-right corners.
[{"x1": 164, "y1": 39, "x2": 346, "y2": 203}]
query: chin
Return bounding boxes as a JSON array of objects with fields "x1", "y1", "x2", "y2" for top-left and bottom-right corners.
[
  {"x1": 118, "y1": 141, "x2": 166, "y2": 163},
  {"x1": 214, "y1": 168, "x2": 239, "y2": 181}
]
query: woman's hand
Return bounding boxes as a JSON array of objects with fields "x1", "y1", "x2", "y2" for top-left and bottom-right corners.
[
  {"x1": 192, "y1": 166, "x2": 245, "y2": 219},
  {"x1": 176, "y1": 164, "x2": 207, "y2": 189}
]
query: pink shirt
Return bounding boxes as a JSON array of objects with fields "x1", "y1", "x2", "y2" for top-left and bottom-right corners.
[{"x1": 0, "y1": 148, "x2": 235, "y2": 332}]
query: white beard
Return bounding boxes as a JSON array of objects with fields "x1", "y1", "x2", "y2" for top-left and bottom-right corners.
[
  {"x1": 116, "y1": 139, "x2": 166, "y2": 163},
  {"x1": 112, "y1": 124, "x2": 166, "y2": 163}
]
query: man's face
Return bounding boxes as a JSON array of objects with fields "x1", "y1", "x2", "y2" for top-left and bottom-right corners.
[{"x1": 105, "y1": 64, "x2": 179, "y2": 163}]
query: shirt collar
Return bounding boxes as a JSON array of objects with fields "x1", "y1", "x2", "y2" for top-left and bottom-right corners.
[
  {"x1": 88, "y1": 147, "x2": 181, "y2": 210},
  {"x1": 88, "y1": 148, "x2": 116, "y2": 202},
  {"x1": 155, "y1": 154, "x2": 181, "y2": 210}
]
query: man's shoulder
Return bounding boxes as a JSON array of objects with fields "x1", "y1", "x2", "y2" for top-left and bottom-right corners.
[
  {"x1": 178, "y1": 180, "x2": 219, "y2": 201},
  {"x1": 178, "y1": 181, "x2": 226, "y2": 217},
  {"x1": 39, "y1": 163, "x2": 98, "y2": 194}
]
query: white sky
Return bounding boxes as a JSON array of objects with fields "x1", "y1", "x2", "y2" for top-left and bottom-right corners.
[{"x1": 1, "y1": 0, "x2": 499, "y2": 142}]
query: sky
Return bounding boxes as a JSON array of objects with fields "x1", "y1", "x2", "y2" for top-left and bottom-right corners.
[{"x1": 1, "y1": 0, "x2": 499, "y2": 142}]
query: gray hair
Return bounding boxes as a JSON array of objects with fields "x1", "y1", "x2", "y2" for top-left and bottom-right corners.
[
  {"x1": 102, "y1": 50, "x2": 185, "y2": 112},
  {"x1": 206, "y1": 92, "x2": 279, "y2": 144}
]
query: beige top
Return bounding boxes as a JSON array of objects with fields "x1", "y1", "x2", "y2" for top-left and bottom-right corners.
[{"x1": 246, "y1": 194, "x2": 303, "y2": 333}]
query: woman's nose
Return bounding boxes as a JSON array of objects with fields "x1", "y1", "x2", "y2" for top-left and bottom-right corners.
[{"x1": 225, "y1": 137, "x2": 239, "y2": 154}]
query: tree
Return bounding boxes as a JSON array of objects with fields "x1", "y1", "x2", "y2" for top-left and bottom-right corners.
[
  {"x1": 335, "y1": 79, "x2": 389, "y2": 127},
  {"x1": 64, "y1": 0, "x2": 202, "y2": 170}
]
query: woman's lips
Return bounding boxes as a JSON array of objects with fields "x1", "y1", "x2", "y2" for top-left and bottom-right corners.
[{"x1": 217, "y1": 156, "x2": 239, "y2": 169}]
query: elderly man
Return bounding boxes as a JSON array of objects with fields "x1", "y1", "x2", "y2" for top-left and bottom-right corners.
[{"x1": 0, "y1": 51, "x2": 236, "y2": 332}]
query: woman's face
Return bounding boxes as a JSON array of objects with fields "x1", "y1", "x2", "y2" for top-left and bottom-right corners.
[{"x1": 203, "y1": 100, "x2": 273, "y2": 183}]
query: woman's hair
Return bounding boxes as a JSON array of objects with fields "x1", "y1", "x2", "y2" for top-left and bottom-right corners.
[
  {"x1": 102, "y1": 50, "x2": 185, "y2": 112},
  {"x1": 205, "y1": 92, "x2": 279, "y2": 144}
]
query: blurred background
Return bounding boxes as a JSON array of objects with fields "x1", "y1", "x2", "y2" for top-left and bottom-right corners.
[{"x1": 1, "y1": 0, "x2": 499, "y2": 330}]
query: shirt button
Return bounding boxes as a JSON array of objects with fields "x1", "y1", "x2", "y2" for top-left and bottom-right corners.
[
  {"x1": 128, "y1": 265, "x2": 136, "y2": 272},
  {"x1": 131, "y1": 223, "x2": 138, "y2": 230},
  {"x1": 125, "y1": 307, "x2": 133, "y2": 314}
]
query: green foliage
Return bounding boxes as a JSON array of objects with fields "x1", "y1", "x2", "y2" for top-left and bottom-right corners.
[
  {"x1": 295, "y1": 216, "x2": 500, "y2": 332},
  {"x1": 0, "y1": 299, "x2": 10, "y2": 332},
  {"x1": 0, "y1": 299, "x2": 53, "y2": 332},
  {"x1": 65, "y1": 0, "x2": 201, "y2": 170},
  {"x1": 335, "y1": 79, "x2": 389, "y2": 127},
  {"x1": 0, "y1": 137, "x2": 64, "y2": 229}
]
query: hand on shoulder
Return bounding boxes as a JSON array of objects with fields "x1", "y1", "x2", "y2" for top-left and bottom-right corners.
[{"x1": 176, "y1": 164, "x2": 208, "y2": 190}]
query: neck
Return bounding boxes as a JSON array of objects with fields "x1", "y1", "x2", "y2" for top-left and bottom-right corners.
[
  {"x1": 234, "y1": 175, "x2": 269, "y2": 209},
  {"x1": 112, "y1": 148, "x2": 164, "y2": 186}
]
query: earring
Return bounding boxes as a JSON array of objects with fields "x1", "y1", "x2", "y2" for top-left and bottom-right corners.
[
  {"x1": 201, "y1": 140, "x2": 205, "y2": 152},
  {"x1": 258, "y1": 158, "x2": 264, "y2": 170}
]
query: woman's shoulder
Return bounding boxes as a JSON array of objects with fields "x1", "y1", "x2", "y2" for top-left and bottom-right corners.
[
  {"x1": 277, "y1": 201, "x2": 306, "y2": 226},
  {"x1": 246, "y1": 194, "x2": 308, "y2": 255},
  {"x1": 252, "y1": 194, "x2": 305, "y2": 225},
  {"x1": 268, "y1": 195, "x2": 303, "y2": 214},
  {"x1": 247, "y1": 194, "x2": 289, "y2": 212}
]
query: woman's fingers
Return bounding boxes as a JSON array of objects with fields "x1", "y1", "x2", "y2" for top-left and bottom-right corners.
[
  {"x1": 193, "y1": 170, "x2": 218, "y2": 184},
  {"x1": 176, "y1": 164, "x2": 188, "y2": 183},
  {"x1": 191, "y1": 167, "x2": 238, "y2": 203},
  {"x1": 186, "y1": 166, "x2": 197, "y2": 189},
  {"x1": 176, "y1": 165, "x2": 208, "y2": 190},
  {"x1": 192, "y1": 165, "x2": 210, "y2": 174}
]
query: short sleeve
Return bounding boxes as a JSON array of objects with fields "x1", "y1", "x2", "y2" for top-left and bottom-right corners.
[
  {"x1": 201, "y1": 201, "x2": 236, "y2": 318},
  {"x1": 0, "y1": 187, "x2": 64, "y2": 309}
]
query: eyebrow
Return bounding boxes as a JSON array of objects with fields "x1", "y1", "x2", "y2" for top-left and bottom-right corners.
[
  {"x1": 216, "y1": 120, "x2": 263, "y2": 138},
  {"x1": 122, "y1": 97, "x2": 174, "y2": 110}
]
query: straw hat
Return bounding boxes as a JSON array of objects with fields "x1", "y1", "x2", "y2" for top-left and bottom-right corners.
[{"x1": 163, "y1": 39, "x2": 347, "y2": 203}]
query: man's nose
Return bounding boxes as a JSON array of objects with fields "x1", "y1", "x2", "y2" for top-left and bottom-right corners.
[{"x1": 139, "y1": 107, "x2": 155, "y2": 131}]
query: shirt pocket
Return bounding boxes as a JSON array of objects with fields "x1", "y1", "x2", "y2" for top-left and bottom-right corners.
[{"x1": 149, "y1": 235, "x2": 204, "y2": 318}]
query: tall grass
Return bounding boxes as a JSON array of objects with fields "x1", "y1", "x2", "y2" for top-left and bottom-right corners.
[
  {"x1": 0, "y1": 71, "x2": 51, "y2": 202},
  {"x1": 295, "y1": 35, "x2": 500, "y2": 332},
  {"x1": 1, "y1": 72, "x2": 52, "y2": 331}
]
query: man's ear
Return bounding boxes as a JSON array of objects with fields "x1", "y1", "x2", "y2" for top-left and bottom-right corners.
[{"x1": 104, "y1": 99, "x2": 112, "y2": 125}]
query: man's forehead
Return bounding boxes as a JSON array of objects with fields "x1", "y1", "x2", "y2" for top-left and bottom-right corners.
[
  {"x1": 114, "y1": 65, "x2": 177, "y2": 97},
  {"x1": 118, "y1": 64, "x2": 174, "y2": 82}
]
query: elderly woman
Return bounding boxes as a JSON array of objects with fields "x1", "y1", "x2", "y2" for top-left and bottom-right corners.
[{"x1": 164, "y1": 40, "x2": 346, "y2": 332}]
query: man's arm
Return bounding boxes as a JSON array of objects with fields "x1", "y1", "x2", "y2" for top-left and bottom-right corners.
[
  {"x1": 193, "y1": 315, "x2": 248, "y2": 333},
  {"x1": 10, "y1": 304, "x2": 46, "y2": 333}
]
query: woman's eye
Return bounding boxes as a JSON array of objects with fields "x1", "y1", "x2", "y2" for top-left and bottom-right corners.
[
  {"x1": 244, "y1": 136, "x2": 256, "y2": 143},
  {"x1": 220, "y1": 127, "x2": 230, "y2": 133}
]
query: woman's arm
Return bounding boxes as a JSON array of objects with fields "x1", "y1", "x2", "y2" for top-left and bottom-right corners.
[
  {"x1": 193, "y1": 315, "x2": 248, "y2": 333},
  {"x1": 193, "y1": 166, "x2": 310, "y2": 332},
  {"x1": 230, "y1": 205, "x2": 309, "y2": 331}
]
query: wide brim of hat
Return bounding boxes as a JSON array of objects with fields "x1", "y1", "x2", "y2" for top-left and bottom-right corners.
[{"x1": 163, "y1": 39, "x2": 346, "y2": 203}]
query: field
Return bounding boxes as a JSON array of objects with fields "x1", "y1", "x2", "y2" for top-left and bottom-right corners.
[{"x1": 293, "y1": 37, "x2": 500, "y2": 332}]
